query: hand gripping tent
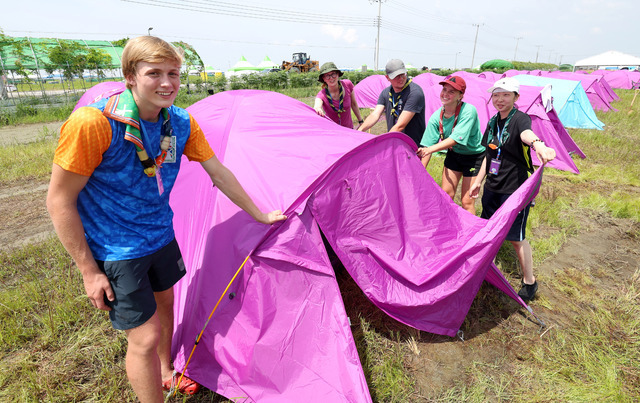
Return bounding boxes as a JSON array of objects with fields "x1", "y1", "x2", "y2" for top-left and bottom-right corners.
[{"x1": 163, "y1": 90, "x2": 545, "y2": 401}]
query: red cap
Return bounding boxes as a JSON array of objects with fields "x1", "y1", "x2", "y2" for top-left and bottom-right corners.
[{"x1": 439, "y1": 76, "x2": 466, "y2": 93}]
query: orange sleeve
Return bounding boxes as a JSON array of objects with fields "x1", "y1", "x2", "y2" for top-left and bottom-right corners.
[
  {"x1": 53, "y1": 107, "x2": 112, "y2": 176},
  {"x1": 184, "y1": 114, "x2": 215, "y2": 162}
]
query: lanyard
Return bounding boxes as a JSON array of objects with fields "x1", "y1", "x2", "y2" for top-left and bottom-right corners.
[
  {"x1": 439, "y1": 102, "x2": 463, "y2": 141},
  {"x1": 489, "y1": 108, "x2": 516, "y2": 160},
  {"x1": 325, "y1": 81, "x2": 345, "y2": 115},
  {"x1": 388, "y1": 78, "x2": 412, "y2": 118},
  {"x1": 139, "y1": 112, "x2": 173, "y2": 170}
]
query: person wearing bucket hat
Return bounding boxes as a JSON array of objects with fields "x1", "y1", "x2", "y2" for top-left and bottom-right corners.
[
  {"x1": 417, "y1": 75, "x2": 485, "y2": 214},
  {"x1": 314, "y1": 62, "x2": 363, "y2": 129},
  {"x1": 358, "y1": 59, "x2": 425, "y2": 146},
  {"x1": 469, "y1": 77, "x2": 556, "y2": 302}
]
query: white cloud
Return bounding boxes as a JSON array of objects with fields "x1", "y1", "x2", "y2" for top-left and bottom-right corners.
[
  {"x1": 591, "y1": 26, "x2": 602, "y2": 34},
  {"x1": 321, "y1": 24, "x2": 358, "y2": 44}
]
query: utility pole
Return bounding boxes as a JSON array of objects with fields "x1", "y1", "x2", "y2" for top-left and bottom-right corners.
[
  {"x1": 535, "y1": 45, "x2": 542, "y2": 63},
  {"x1": 513, "y1": 37, "x2": 522, "y2": 61},
  {"x1": 148, "y1": 27, "x2": 153, "y2": 36},
  {"x1": 370, "y1": 0, "x2": 386, "y2": 71},
  {"x1": 470, "y1": 23, "x2": 482, "y2": 69}
]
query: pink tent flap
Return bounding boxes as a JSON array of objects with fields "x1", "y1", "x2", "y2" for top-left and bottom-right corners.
[
  {"x1": 73, "y1": 81, "x2": 125, "y2": 112},
  {"x1": 167, "y1": 90, "x2": 545, "y2": 401},
  {"x1": 353, "y1": 75, "x2": 389, "y2": 109}
]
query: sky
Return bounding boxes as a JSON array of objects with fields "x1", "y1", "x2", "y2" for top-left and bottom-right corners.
[{"x1": 1, "y1": 0, "x2": 638, "y2": 71}]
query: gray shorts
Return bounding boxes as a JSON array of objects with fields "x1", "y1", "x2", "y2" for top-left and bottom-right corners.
[{"x1": 96, "y1": 239, "x2": 186, "y2": 330}]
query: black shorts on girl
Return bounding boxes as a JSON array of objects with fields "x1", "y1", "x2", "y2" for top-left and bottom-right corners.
[
  {"x1": 96, "y1": 238, "x2": 186, "y2": 330},
  {"x1": 480, "y1": 189, "x2": 532, "y2": 242},
  {"x1": 443, "y1": 150, "x2": 485, "y2": 177}
]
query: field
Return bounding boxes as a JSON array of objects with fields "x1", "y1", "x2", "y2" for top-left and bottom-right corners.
[{"x1": 0, "y1": 89, "x2": 638, "y2": 402}]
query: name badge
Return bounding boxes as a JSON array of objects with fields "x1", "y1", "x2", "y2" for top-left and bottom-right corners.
[
  {"x1": 164, "y1": 136, "x2": 177, "y2": 163},
  {"x1": 489, "y1": 158, "x2": 501, "y2": 175}
]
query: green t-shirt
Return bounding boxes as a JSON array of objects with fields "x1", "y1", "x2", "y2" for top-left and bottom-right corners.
[{"x1": 420, "y1": 102, "x2": 485, "y2": 155}]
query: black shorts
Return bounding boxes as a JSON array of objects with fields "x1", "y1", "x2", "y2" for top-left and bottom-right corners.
[
  {"x1": 96, "y1": 239, "x2": 186, "y2": 330},
  {"x1": 480, "y1": 189, "x2": 532, "y2": 242},
  {"x1": 443, "y1": 150, "x2": 485, "y2": 177}
]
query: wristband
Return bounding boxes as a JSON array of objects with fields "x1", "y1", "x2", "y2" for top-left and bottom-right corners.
[
  {"x1": 531, "y1": 139, "x2": 543, "y2": 150},
  {"x1": 358, "y1": 119, "x2": 364, "y2": 124}
]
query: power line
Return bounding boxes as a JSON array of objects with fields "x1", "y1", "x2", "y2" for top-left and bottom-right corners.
[{"x1": 122, "y1": 0, "x2": 375, "y2": 26}]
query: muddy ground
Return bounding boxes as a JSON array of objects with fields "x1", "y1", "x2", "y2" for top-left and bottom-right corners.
[{"x1": 1, "y1": 122, "x2": 638, "y2": 399}]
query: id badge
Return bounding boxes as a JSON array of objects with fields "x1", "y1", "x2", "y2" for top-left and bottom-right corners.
[
  {"x1": 156, "y1": 169, "x2": 165, "y2": 196},
  {"x1": 489, "y1": 158, "x2": 501, "y2": 175},
  {"x1": 164, "y1": 136, "x2": 177, "y2": 164}
]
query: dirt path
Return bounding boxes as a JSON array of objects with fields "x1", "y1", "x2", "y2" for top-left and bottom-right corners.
[{"x1": 0, "y1": 121, "x2": 62, "y2": 146}]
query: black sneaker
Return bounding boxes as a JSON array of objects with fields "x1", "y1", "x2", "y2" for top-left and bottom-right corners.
[{"x1": 518, "y1": 281, "x2": 538, "y2": 302}]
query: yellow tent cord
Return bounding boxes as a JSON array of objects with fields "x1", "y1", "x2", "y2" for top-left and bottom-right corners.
[{"x1": 165, "y1": 254, "x2": 251, "y2": 400}]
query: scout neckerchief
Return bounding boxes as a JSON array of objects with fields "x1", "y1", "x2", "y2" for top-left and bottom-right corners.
[
  {"x1": 439, "y1": 101, "x2": 463, "y2": 141},
  {"x1": 486, "y1": 107, "x2": 517, "y2": 160},
  {"x1": 388, "y1": 78, "x2": 412, "y2": 118},
  {"x1": 325, "y1": 81, "x2": 345, "y2": 119},
  {"x1": 103, "y1": 89, "x2": 173, "y2": 178}
]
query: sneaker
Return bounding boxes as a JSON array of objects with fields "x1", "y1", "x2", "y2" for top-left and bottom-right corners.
[{"x1": 518, "y1": 281, "x2": 538, "y2": 302}]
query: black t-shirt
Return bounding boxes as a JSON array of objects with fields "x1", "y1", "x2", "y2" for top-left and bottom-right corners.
[
  {"x1": 377, "y1": 82, "x2": 426, "y2": 147},
  {"x1": 481, "y1": 109, "x2": 533, "y2": 194}
]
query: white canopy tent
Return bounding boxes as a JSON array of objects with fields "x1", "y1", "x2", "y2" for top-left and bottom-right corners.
[{"x1": 574, "y1": 51, "x2": 640, "y2": 71}]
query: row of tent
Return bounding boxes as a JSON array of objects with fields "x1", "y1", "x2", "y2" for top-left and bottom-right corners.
[{"x1": 72, "y1": 68, "x2": 632, "y2": 400}]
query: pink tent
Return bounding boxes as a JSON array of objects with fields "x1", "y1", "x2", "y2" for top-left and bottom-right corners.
[
  {"x1": 593, "y1": 69, "x2": 640, "y2": 90},
  {"x1": 163, "y1": 90, "x2": 545, "y2": 401},
  {"x1": 542, "y1": 71, "x2": 617, "y2": 111},
  {"x1": 73, "y1": 81, "x2": 125, "y2": 112},
  {"x1": 353, "y1": 75, "x2": 389, "y2": 108}
]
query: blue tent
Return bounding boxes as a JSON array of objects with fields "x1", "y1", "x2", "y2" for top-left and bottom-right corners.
[{"x1": 513, "y1": 75, "x2": 604, "y2": 130}]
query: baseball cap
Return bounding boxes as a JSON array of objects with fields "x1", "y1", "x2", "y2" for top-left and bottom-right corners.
[
  {"x1": 439, "y1": 76, "x2": 466, "y2": 93},
  {"x1": 488, "y1": 77, "x2": 520, "y2": 94},
  {"x1": 385, "y1": 59, "x2": 407, "y2": 79}
]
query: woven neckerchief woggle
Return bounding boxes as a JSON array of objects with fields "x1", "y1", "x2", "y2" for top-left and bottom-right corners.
[
  {"x1": 324, "y1": 81, "x2": 345, "y2": 119},
  {"x1": 103, "y1": 88, "x2": 173, "y2": 177},
  {"x1": 388, "y1": 77, "x2": 412, "y2": 118},
  {"x1": 486, "y1": 107, "x2": 517, "y2": 150}
]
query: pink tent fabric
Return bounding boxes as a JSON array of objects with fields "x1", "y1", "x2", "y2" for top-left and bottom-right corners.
[
  {"x1": 542, "y1": 71, "x2": 616, "y2": 111},
  {"x1": 73, "y1": 81, "x2": 125, "y2": 112},
  {"x1": 353, "y1": 75, "x2": 389, "y2": 108},
  {"x1": 593, "y1": 69, "x2": 640, "y2": 90},
  {"x1": 164, "y1": 90, "x2": 544, "y2": 401}
]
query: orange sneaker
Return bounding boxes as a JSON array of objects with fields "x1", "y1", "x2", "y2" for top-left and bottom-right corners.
[{"x1": 162, "y1": 371, "x2": 201, "y2": 395}]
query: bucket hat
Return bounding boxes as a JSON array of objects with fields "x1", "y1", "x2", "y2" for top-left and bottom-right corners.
[{"x1": 318, "y1": 62, "x2": 343, "y2": 82}]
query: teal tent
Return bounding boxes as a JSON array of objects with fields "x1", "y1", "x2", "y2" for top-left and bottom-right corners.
[{"x1": 513, "y1": 75, "x2": 604, "y2": 130}]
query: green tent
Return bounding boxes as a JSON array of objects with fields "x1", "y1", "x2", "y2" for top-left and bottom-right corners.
[{"x1": 480, "y1": 59, "x2": 515, "y2": 70}]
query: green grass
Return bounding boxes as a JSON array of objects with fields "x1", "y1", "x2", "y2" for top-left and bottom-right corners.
[
  {"x1": 1, "y1": 88, "x2": 640, "y2": 402},
  {"x1": 0, "y1": 127, "x2": 58, "y2": 183}
]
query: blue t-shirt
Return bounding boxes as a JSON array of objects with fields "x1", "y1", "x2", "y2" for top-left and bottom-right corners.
[{"x1": 76, "y1": 100, "x2": 194, "y2": 260}]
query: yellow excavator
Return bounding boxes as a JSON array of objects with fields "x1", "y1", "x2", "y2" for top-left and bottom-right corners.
[{"x1": 281, "y1": 52, "x2": 319, "y2": 73}]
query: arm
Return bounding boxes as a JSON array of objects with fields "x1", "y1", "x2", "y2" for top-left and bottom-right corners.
[
  {"x1": 469, "y1": 155, "x2": 488, "y2": 199},
  {"x1": 389, "y1": 110, "x2": 416, "y2": 133},
  {"x1": 357, "y1": 104, "x2": 385, "y2": 132},
  {"x1": 313, "y1": 97, "x2": 325, "y2": 117},
  {"x1": 520, "y1": 129, "x2": 556, "y2": 164},
  {"x1": 200, "y1": 156, "x2": 287, "y2": 224},
  {"x1": 350, "y1": 93, "x2": 364, "y2": 127},
  {"x1": 46, "y1": 164, "x2": 114, "y2": 311},
  {"x1": 417, "y1": 137, "x2": 457, "y2": 168}
]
